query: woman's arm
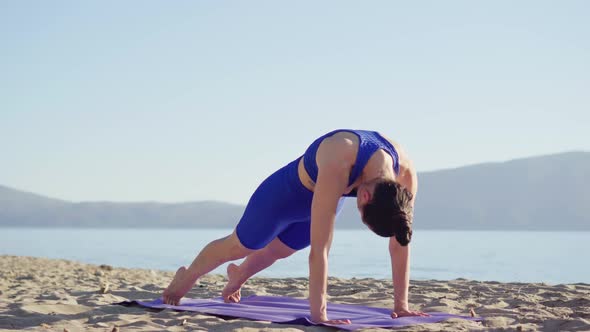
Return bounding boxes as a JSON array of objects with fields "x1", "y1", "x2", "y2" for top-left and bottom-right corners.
[
  {"x1": 309, "y1": 164, "x2": 348, "y2": 323},
  {"x1": 389, "y1": 166, "x2": 428, "y2": 317},
  {"x1": 308, "y1": 137, "x2": 354, "y2": 324},
  {"x1": 389, "y1": 238, "x2": 428, "y2": 317},
  {"x1": 389, "y1": 237, "x2": 410, "y2": 312}
]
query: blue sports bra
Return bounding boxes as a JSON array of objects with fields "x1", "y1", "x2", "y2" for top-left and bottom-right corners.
[{"x1": 302, "y1": 129, "x2": 400, "y2": 197}]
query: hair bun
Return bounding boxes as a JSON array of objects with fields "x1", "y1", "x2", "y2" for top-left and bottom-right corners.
[{"x1": 395, "y1": 228, "x2": 412, "y2": 246}]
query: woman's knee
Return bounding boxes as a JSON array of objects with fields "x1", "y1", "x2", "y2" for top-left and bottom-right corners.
[
  {"x1": 269, "y1": 238, "x2": 297, "y2": 260},
  {"x1": 226, "y1": 232, "x2": 255, "y2": 259}
]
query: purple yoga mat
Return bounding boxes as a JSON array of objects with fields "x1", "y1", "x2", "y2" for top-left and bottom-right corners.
[{"x1": 120, "y1": 295, "x2": 482, "y2": 330}]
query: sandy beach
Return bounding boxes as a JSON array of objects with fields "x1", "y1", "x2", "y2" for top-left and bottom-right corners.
[{"x1": 0, "y1": 255, "x2": 588, "y2": 331}]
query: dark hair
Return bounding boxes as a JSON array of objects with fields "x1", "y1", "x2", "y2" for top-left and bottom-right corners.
[{"x1": 361, "y1": 180, "x2": 413, "y2": 246}]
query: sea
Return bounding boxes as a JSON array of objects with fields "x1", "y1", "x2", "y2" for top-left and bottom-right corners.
[{"x1": 1, "y1": 228, "x2": 588, "y2": 284}]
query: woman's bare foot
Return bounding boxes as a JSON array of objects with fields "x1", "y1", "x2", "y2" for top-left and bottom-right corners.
[
  {"x1": 162, "y1": 266, "x2": 195, "y2": 305},
  {"x1": 222, "y1": 263, "x2": 245, "y2": 303}
]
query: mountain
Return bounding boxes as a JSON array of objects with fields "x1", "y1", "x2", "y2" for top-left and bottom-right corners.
[
  {"x1": 0, "y1": 185, "x2": 243, "y2": 228},
  {"x1": 338, "y1": 151, "x2": 590, "y2": 230},
  {"x1": 1, "y1": 152, "x2": 589, "y2": 230}
]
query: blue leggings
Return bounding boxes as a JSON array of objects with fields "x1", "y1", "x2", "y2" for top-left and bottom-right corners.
[{"x1": 236, "y1": 157, "x2": 345, "y2": 251}]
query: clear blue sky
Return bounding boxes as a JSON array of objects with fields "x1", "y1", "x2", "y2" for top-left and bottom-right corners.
[{"x1": 1, "y1": 1, "x2": 589, "y2": 204}]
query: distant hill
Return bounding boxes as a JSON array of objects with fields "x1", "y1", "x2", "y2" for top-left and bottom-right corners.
[
  {"x1": 0, "y1": 185, "x2": 244, "y2": 228},
  {"x1": 1, "y1": 151, "x2": 589, "y2": 230},
  {"x1": 339, "y1": 151, "x2": 590, "y2": 230}
]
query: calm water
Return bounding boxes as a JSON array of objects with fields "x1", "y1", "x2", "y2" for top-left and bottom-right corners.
[{"x1": 1, "y1": 228, "x2": 588, "y2": 284}]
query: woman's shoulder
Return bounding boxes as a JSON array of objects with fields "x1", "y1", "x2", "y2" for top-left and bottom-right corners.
[{"x1": 316, "y1": 131, "x2": 359, "y2": 167}]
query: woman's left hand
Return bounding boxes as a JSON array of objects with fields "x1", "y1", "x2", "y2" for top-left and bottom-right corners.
[{"x1": 391, "y1": 308, "x2": 430, "y2": 318}]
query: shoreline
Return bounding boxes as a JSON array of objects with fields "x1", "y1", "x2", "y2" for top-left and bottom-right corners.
[{"x1": 1, "y1": 255, "x2": 589, "y2": 331}]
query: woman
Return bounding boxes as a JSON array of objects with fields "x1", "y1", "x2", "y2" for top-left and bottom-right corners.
[{"x1": 162, "y1": 129, "x2": 427, "y2": 325}]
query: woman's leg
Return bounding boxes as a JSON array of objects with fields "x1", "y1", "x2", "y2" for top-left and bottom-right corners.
[
  {"x1": 222, "y1": 236, "x2": 298, "y2": 302},
  {"x1": 221, "y1": 197, "x2": 343, "y2": 302},
  {"x1": 163, "y1": 230, "x2": 254, "y2": 305},
  {"x1": 164, "y1": 158, "x2": 311, "y2": 305}
]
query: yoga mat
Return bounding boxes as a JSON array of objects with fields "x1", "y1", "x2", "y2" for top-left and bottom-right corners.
[{"x1": 119, "y1": 295, "x2": 482, "y2": 330}]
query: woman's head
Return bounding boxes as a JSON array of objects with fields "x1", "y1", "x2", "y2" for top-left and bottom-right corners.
[{"x1": 357, "y1": 179, "x2": 413, "y2": 246}]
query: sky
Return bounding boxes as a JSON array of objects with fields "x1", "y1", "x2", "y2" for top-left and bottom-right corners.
[{"x1": 1, "y1": 1, "x2": 589, "y2": 205}]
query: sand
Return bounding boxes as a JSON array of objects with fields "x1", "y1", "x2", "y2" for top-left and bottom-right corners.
[{"x1": 0, "y1": 255, "x2": 588, "y2": 331}]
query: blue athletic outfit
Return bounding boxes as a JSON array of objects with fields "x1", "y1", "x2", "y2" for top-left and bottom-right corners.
[{"x1": 235, "y1": 129, "x2": 400, "y2": 250}]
